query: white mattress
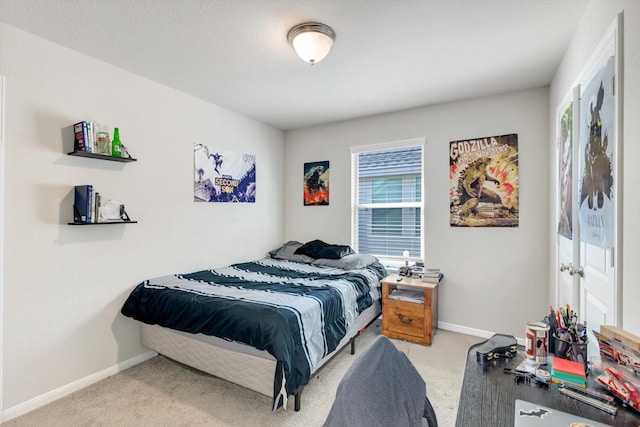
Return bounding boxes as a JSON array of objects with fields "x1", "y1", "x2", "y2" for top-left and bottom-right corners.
[
  {"x1": 141, "y1": 300, "x2": 381, "y2": 400},
  {"x1": 142, "y1": 323, "x2": 276, "y2": 396}
]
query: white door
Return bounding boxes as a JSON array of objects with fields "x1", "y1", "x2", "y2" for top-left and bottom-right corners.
[
  {"x1": 556, "y1": 236, "x2": 576, "y2": 311},
  {"x1": 555, "y1": 16, "x2": 622, "y2": 339},
  {"x1": 555, "y1": 87, "x2": 617, "y2": 351},
  {"x1": 580, "y1": 244, "x2": 616, "y2": 331}
]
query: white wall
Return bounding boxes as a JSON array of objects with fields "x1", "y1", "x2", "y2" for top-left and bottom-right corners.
[
  {"x1": 284, "y1": 87, "x2": 550, "y2": 339},
  {"x1": 4, "y1": 0, "x2": 639, "y2": 419},
  {"x1": 549, "y1": 0, "x2": 640, "y2": 335},
  {"x1": 0, "y1": 23, "x2": 284, "y2": 416}
]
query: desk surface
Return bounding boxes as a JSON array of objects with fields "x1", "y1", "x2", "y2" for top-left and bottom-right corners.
[{"x1": 455, "y1": 341, "x2": 640, "y2": 426}]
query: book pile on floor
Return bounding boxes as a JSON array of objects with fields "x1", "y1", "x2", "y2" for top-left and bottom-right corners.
[{"x1": 550, "y1": 356, "x2": 586, "y2": 388}]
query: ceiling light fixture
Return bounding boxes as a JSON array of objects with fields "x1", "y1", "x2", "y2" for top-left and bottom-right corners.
[{"x1": 287, "y1": 22, "x2": 336, "y2": 65}]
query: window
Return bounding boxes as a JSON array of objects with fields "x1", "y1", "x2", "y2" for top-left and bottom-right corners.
[{"x1": 351, "y1": 140, "x2": 424, "y2": 263}]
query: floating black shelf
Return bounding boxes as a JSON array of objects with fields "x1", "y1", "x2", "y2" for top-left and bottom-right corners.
[
  {"x1": 69, "y1": 206, "x2": 136, "y2": 225},
  {"x1": 68, "y1": 220, "x2": 137, "y2": 225},
  {"x1": 67, "y1": 151, "x2": 137, "y2": 163}
]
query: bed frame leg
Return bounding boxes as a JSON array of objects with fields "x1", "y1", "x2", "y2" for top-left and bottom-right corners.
[
  {"x1": 290, "y1": 320, "x2": 376, "y2": 411},
  {"x1": 294, "y1": 388, "x2": 303, "y2": 411}
]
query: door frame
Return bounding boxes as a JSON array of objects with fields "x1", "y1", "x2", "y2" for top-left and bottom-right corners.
[
  {"x1": 554, "y1": 88, "x2": 579, "y2": 312},
  {"x1": 0, "y1": 75, "x2": 5, "y2": 418}
]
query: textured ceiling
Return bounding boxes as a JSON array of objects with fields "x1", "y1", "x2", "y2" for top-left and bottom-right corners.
[{"x1": 0, "y1": 0, "x2": 589, "y2": 130}]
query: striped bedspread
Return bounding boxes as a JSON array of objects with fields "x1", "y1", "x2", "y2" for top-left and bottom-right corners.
[{"x1": 121, "y1": 258, "x2": 385, "y2": 409}]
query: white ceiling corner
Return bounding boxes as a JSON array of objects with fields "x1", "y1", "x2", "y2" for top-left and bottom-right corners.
[{"x1": 0, "y1": 0, "x2": 590, "y2": 130}]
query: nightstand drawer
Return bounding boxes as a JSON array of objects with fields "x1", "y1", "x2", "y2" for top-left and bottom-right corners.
[{"x1": 385, "y1": 299, "x2": 425, "y2": 338}]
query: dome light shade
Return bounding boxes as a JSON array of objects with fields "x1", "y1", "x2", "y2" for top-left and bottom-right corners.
[{"x1": 287, "y1": 22, "x2": 336, "y2": 65}]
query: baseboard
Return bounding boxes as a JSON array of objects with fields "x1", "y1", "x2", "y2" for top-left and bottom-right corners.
[
  {"x1": 438, "y1": 321, "x2": 526, "y2": 347},
  {"x1": 2, "y1": 350, "x2": 157, "y2": 422}
]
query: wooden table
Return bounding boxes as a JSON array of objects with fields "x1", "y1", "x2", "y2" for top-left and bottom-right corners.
[
  {"x1": 381, "y1": 274, "x2": 438, "y2": 345},
  {"x1": 455, "y1": 341, "x2": 640, "y2": 426}
]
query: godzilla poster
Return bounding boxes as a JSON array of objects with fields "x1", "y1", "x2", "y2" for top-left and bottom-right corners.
[
  {"x1": 193, "y1": 143, "x2": 256, "y2": 203},
  {"x1": 449, "y1": 134, "x2": 519, "y2": 227},
  {"x1": 578, "y1": 56, "x2": 615, "y2": 248},
  {"x1": 303, "y1": 161, "x2": 329, "y2": 206}
]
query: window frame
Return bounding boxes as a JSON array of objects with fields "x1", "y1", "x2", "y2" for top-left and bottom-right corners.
[{"x1": 350, "y1": 138, "x2": 425, "y2": 265}]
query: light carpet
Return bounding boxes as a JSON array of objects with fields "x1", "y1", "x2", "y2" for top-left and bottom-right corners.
[{"x1": 4, "y1": 320, "x2": 483, "y2": 427}]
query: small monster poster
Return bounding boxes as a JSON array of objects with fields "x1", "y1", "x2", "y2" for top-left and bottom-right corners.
[
  {"x1": 578, "y1": 57, "x2": 615, "y2": 248},
  {"x1": 303, "y1": 161, "x2": 329, "y2": 206},
  {"x1": 557, "y1": 102, "x2": 573, "y2": 239},
  {"x1": 193, "y1": 143, "x2": 256, "y2": 203},
  {"x1": 449, "y1": 134, "x2": 519, "y2": 227}
]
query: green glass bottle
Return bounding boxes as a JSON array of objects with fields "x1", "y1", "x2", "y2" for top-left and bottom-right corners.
[{"x1": 111, "y1": 127, "x2": 122, "y2": 157}]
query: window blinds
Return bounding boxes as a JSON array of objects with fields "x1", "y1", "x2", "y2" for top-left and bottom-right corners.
[{"x1": 351, "y1": 142, "x2": 424, "y2": 261}]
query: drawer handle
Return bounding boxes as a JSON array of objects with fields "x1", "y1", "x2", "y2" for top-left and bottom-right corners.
[{"x1": 398, "y1": 314, "x2": 413, "y2": 324}]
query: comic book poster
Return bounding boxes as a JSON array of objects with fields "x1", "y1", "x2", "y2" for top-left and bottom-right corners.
[
  {"x1": 558, "y1": 102, "x2": 573, "y2": 239},
  {"x1": 578, "y1": 56, "x2": 615, "y2": 248},
  {"x1": 193, "y1": 143, "x2": 256, "y2": 203},
  {"x1": 449, "y1": 134, "x2": 519, "y2": 227},
  {"x1": 304, "y1": 161, "x2": 329, "y2": 206}
]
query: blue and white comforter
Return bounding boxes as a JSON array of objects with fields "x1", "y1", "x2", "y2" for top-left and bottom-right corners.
[{"x1": 121, "y1": 258, "x2": 385, "y2": 409}]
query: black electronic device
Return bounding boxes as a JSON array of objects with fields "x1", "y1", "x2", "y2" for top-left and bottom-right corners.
[{"x1": 476, "y1": 333, "x2": 518, "y2": 364}]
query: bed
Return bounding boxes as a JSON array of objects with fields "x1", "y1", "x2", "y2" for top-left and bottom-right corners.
[{"x1": 121, "y1": 240, "x2": 386, "y2": 411}]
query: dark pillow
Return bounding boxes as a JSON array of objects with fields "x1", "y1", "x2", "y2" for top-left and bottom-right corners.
[
  {"x1": 294, "y1": 239, "x2": 355, "y2": 259},
  {"x1": 268, "y1": 241, "x2": 314, "y2": 263}
]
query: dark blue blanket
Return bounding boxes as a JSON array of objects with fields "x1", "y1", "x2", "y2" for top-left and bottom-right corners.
[{"x1": 121, "y1": 258, "x2": 384, "y2": 409}]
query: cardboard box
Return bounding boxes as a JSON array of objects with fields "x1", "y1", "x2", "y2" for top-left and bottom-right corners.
[{"x1": 600, "y1": 325, "x2": 640, "y2": 352}]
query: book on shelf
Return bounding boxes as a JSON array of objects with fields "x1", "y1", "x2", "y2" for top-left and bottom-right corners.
[
  {"x1": 95, "y1": 192, "x2": 102, "y2": 222},
  {"x1": 88, "y1": 186, "x2": 94, "y2": 223},
  {"x1": 389, "y1": 288, "x2": 424, "y2": 303},
  {"x1": 72, "y1": 121, "x2": 113, "y2": 154},
  {"x1": 73, "y1": 185, "x2": 92, "y2": 223},
  {"x1": 87, "y1": 121, "x2": 94, "y2": 152},
  {"x1": 73, "y1": 121, "x2": 88, "y2": 152},
  {"x1": 73, "y1": 185, "x2": 106, "y2": 223}
]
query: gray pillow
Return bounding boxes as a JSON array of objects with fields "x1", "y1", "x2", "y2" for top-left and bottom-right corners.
[
  {"x1": 312, "y1": 254, "x2": 379, "y2": 270},
  {"x1": 268, "y1": 241, "x2": 315, "y2": 263}
]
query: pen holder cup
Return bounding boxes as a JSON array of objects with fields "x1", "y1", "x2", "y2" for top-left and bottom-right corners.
[{"x1": 553, "y1": 333, "x2": 588, "y2": 374}]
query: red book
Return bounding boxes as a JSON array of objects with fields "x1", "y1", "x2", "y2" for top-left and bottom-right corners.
[{"x1": 551, "y1": 356, "x2": 586, "y2": 378}]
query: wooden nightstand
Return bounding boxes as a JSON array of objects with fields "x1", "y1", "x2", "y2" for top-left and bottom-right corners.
[{"x1": 381, "y1": 273, "x2": 439, "y2": 345}]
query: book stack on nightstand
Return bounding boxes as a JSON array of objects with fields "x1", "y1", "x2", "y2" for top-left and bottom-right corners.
[
  {"x1": 381, "y1": 274, "x2": 439, "y2": 345},
  {"x1": 421, "y1": 268, "x2": 443, "y2": 284}
]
